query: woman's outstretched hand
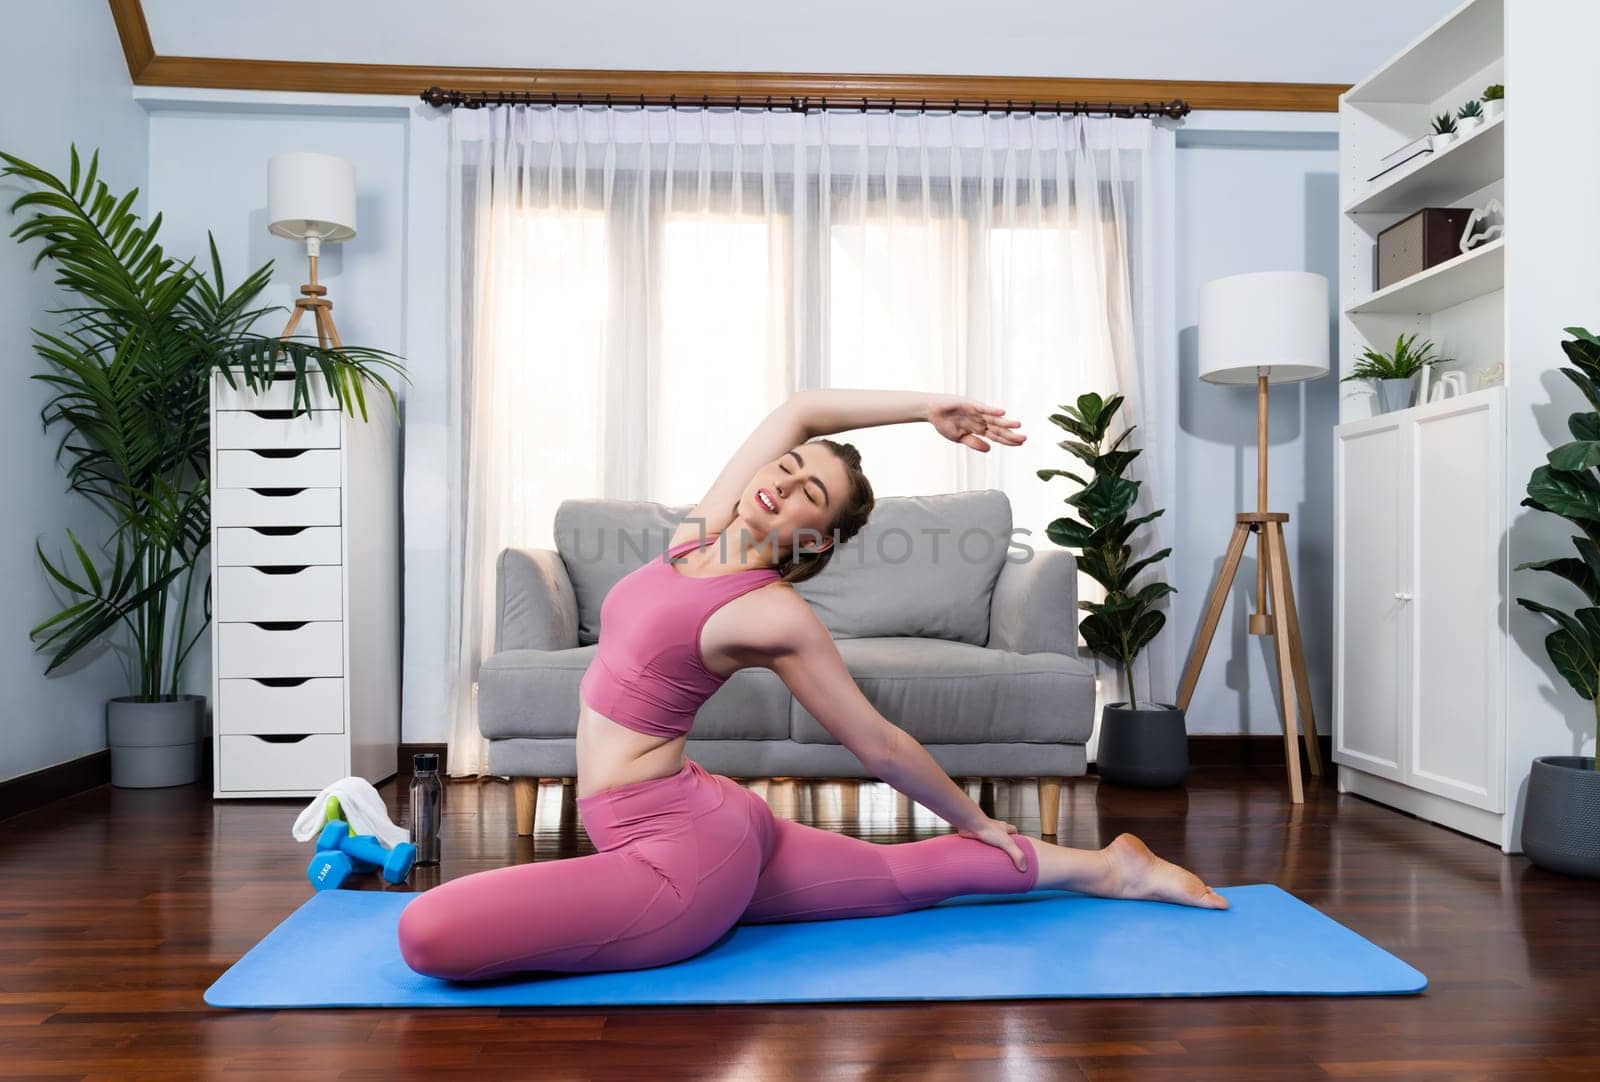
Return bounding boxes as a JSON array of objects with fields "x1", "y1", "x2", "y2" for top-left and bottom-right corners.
[
  {"x1": 926, "y1": 394, "x2": 1026, "y2": 452},
  {"x1": 958, "y1": 815, "x2": 1030, "y2": 874}
]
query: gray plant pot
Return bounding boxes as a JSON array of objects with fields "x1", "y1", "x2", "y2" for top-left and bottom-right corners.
[
  {"x1": 1376, "y1": 377, "x2": 1417, "y2": 413},
  {"x1": 1521, "y1": 755, "x2": 1600, "y2": 878},
  {"x1": 1096, "y1": 702, "x2": 1189, "y2": 788},
  {"x1": 106, "y1": 694, "x2": 205, "y2": 788}
]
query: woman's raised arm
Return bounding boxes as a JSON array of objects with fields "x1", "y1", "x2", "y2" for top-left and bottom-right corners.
[{"x1": 792, "y1": 388, "x2": 1026, "y2": 451}]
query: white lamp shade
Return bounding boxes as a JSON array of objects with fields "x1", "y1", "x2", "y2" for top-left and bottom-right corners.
[
  {"x1": 267, "y1": 151, "x2": 357, "y2": 243},
  {"x1": 1198, "y1": 270, "x2": 1329, "y2": 385}
]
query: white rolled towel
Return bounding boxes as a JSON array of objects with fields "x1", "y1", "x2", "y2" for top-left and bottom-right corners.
[{"x1": 292, "y1": 776, "x2": 411, "y2": 849}]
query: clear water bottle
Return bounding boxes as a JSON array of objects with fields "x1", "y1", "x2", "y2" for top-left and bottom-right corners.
[{"x1": 409, "y1": 753, "x2": 443, "y2": 866}]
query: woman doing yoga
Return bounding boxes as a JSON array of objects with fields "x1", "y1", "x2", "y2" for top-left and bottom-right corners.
[{"x1": 398, "y1": 388, "x2": 1226, "y2": 981}]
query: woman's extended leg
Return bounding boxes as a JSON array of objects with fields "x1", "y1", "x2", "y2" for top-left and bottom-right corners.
[
  {"x1": 736, "y1": 799, "x2": 1041, "y2": 925},
  {"x1": 1032, "y1": 833, "x2": 1229, "y2": 909},
  {"x1": 734, "y1": 788, "x2": 1227, "y2": 926}
]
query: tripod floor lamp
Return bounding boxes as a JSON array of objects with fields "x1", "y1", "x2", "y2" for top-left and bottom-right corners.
[{"x1": 1177, "y1": 270, "x2": 1329, "y2": 804}]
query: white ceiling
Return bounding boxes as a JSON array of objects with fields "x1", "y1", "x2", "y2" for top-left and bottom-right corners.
[{"x1": 142, "y1": 0, "x2": 1461, "y2": 86}]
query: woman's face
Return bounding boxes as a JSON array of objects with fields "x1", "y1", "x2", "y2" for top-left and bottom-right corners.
[{"x1": 738, "y1": 444, "x2": 850, "y2": 558}]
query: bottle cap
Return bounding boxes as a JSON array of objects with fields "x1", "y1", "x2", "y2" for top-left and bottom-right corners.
[{"x1": 413, "y1": 752, "x2": 440, "y2": 773}]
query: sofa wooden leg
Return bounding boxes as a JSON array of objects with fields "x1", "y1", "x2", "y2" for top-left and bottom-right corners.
[
  {"x1": 841, "y1": 780, "x2": 859, "y2": 824},
  {"x1": 1037, "y1": 777, "x2": 1062, "y2": 836},
  {"x1": 514, "y1": 777, "x2": 537, "y2": 837}
]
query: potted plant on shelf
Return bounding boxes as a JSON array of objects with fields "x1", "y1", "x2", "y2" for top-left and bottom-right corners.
[
  {"x1": 1040, "y1": 392, "x2": 1183, "y2": 788},
  {"x1": 1456, "y1": 99, "x2": 1485, "y2": 137},
  {"x1": 1430, "y1": 112, "x2": 1458, "y2": 152},
  {"x1": 1482, "y1": 83, "x2": 1504, "y2": 121},
  {"x1": 1340, "y1": 332, "x2": 1449, "y2": 413},
  {"x1": 1, "y1": 144, "x2": 404, "y2": 789},
  {"x1": 1513, "y1": 325, "x2": 1600, "y2": 878}
]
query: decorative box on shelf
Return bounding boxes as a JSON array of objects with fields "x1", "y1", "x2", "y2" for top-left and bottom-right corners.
[
  {"x1": 209, "y1": 370, "x2": 400, "y2": 798},
  {"x1": 1374, "y1": 207, "x2": 1471, "y2": 290}
]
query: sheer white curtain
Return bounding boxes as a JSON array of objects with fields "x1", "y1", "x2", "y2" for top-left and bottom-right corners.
[{"x1": 444, "y1": 104, "x2": 1175, "y2": 777}]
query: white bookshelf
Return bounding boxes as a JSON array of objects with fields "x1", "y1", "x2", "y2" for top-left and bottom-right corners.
[
  {"x1": 1334, "y1": 0, "x2": 1600, "y2": 854},
  {"x1": 1339, "y1": 0, "x2": 1504, "y2": 424},
  {"x1": 1335, "y1": 0, "x2": 1510, "y2": 849}
]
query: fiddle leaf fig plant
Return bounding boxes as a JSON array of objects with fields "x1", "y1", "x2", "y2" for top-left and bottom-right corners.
[
  {"x1": 1039, "y1": 392, "x2": 1174, "y2": 709},
  {"x1": 1515, "y1": 325, "x2": 1600, "y2": 768},
  {"x1": 1, "y1": 143, "x2": 405, "y2": 700}
]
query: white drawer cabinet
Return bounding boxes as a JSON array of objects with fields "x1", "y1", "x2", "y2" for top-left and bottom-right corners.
[{"x1": 210, "y1": 372, "x2": 399, "y2": 798}]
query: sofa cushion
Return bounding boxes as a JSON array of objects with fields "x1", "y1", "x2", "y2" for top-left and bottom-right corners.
[
  {"x1": 789, "y1": 637, "x2": 1095, "y2": 746},
  {"x1": 478, "y1": 645, "x2": 793, "y2": 741},
  {"x1": 794, "y1": 490, "x2": 1013, "y2": 646},
  {"x1": 553, "y1": 499, "x2": 694, "y2": 646}
]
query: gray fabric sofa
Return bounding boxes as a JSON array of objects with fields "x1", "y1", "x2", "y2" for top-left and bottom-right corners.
[{"x1": 478, "y1": 489, "x2": 1096, "y2": 836}]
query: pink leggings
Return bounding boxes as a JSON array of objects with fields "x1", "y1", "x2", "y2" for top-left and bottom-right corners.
[{"x1": 397, "y1": 758, "x2": 1040, "y2": 981}]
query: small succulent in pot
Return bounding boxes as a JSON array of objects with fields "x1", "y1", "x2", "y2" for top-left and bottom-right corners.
[
  {"x1": 1482, "y1": 83, "x2": 1504, "y2": 119},
  {"x1": 1456, "y1": 98, "x2": 1485, "y2": 135},
  {"x1": 1430, "y1": 111, "x2": 1458, "y2": 150}
]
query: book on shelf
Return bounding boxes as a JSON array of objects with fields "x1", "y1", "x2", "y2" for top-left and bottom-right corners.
[{"x1": 1368, "y1": 135, "x2": 1433, "y2": 182}]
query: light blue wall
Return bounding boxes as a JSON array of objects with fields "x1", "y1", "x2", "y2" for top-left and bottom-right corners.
[
  {"x1": 0, "y1": 50, "x2": 1343, "y2": 777},
  {"x1": 0, "y1": 8, "x2": 151, "y2": 783},
  {"x1": 5, "y1": 86, "x2": 1345, "y2": 773},
  {"x1": 1172, "y1": 125, "x2": 1341, "y2": 737}
]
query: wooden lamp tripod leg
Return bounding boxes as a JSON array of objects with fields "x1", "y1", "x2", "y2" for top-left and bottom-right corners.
[
  {"x1": 1175, "y1": 522, "x2": 1253, "y2": 711},
  {"x1": 1262, "y1": 522, "x2": 1306, "y2": 804},
  {"x1": 1267, "y1": 521, "x2": 1323, "y2": 777}
]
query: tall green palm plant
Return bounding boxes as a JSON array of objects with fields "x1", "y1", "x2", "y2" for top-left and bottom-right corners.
[{"x1": 2, "y1": 144, "x2": 404, "y2": 701}]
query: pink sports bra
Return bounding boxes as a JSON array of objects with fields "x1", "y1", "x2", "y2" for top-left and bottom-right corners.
[{"x1": 578, "y1": 532, "x2": 782, "y2": 739}]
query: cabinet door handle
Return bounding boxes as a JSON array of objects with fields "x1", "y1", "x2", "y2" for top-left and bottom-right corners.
[{"x1": 1393, "y1": 591, "x2": 1414, "y2": 602}]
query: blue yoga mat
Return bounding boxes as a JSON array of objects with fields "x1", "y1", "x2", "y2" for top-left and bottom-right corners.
[{"x1": 204, "y1": 884, "x2": 1425, "y2": 1008}]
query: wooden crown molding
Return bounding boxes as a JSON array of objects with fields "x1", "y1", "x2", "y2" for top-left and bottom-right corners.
[
  {"x1": 108, "y1": 0, "x2": 154, "y2": 80},
  {"x1": 109, "y1": 0, "x2": 1344, "y2": 112}
]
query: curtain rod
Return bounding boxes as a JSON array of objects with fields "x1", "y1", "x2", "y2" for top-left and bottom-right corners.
[{"x1": 419, "y1": 86, "x2": 1190, "y2": 119}]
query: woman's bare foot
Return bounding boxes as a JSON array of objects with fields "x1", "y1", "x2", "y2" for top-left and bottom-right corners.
[{"x1": 1097, "y1": 833, "x2": 1229, "y2": 910}]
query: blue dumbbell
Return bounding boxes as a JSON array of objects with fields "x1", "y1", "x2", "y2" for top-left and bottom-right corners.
[{"x1": 306, "y1": 822, "x2": 417, "y2": 890}]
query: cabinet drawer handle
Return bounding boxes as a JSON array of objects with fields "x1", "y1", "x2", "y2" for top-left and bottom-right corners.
[
  {"x1": 254, "y1": 565, "x2": 311, "y2": 575},
  {"x1": 250, "y1": 487, "x2": 306, "y2": 498},
  {"x1": 250, "y1": 527, "x2": 307, "y2": 536},
  {"x1": 253, "y1": 677, "x2": 311, "y2": 687},
  {"x1": 247, "y1": 409, "x2": 301, "y2": 420},
  {"x1": 250, "y1": 621, "x2": 310, "y2": 631},
  {"x1": 253, "y1": 733, "x2": 312, "y2": 744},
  {"x1": 248, "y1": 449, "x2": 310, "y2": 460}
]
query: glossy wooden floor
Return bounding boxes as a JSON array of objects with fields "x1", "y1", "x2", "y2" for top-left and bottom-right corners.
[{"x1": 1, "y1": 765, "x2": 1596, "y2": 1081}]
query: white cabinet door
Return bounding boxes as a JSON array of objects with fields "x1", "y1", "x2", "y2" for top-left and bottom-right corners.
[
  {"x1": 1408, "y1": 391, "x2": 1505, "y2": 811},
  {"x1": 1335, "y1": 415, "x2": 1407, "y2": 781}
]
